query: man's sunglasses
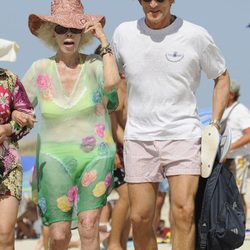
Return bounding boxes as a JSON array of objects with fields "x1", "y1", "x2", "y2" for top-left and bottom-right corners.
[
  {"x1": 54, "y1": 25, "x2": 82, "y2": 35},
  {"x1": 142, "y1": 0, "x2": 165, "y2": 3}
]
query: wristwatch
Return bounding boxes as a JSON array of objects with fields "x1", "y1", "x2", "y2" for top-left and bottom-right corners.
[{"x1": 209, "y1": 119, "x2": 221, "y2": 129}]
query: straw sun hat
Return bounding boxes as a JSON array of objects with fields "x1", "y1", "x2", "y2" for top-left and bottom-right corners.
[{"x1": 28, "y1": 0, "x2": 106, "y2": 36}]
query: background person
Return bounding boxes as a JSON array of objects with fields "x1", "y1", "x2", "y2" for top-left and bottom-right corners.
[
  {"x1": 108, "y1": 78, "x2": 131, "y2": 250},
  {"x1": 223, "y1": 80, "x2": 250, "y2": 216},
  {"x1": 15, "y1": 199, "x2": 40, "y2": 239},
  {"x1": 95, "y1": 44, "x2": 131, "y2": 250},
  {"x1": 0, "y1": 38, "x2": 35, "y2": 250}
]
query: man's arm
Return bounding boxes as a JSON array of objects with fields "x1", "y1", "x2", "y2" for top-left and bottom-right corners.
[
  {"x1": 231, "y1": 127, "x2": 250, "y2": 150},
  {"x1": 211, "y1": 70, "x2": 230, "y2": 130}
]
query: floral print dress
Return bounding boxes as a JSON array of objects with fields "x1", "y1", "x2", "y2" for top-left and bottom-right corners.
[
  {"x1": 0, "y1": 69, "x2": 34, "y2": 200},
  {"x1": 23, "y1": 54, "x2": 118, "y2": 227}
]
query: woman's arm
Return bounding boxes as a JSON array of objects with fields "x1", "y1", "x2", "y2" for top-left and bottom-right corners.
[
  {"x1": 83, "y1": 21, "x2": 120, "y2": 92},
  {"x1": 10, "y1": 77, "x2": 35, "y2": 142}
]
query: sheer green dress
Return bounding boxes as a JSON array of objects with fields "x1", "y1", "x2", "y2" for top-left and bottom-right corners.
[{"x1": 23, "y1": 54, "x2": 118, "y2": 226}]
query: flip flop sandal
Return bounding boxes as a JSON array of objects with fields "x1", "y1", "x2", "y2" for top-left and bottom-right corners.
[{"x1": 201, "y1": 125, "x2": 220, "y2": 178}]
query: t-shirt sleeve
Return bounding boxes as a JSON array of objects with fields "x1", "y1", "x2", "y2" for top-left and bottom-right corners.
[
  {"x1": 111, "y1": 28, "x2": 125, "y2": 75},
  {"x1": 22, "y1": 63, "x2": 38, "y2": 107},
  {"x1": 200, "y1": 32, "x2": 227, "y2": 80},
  {"x1": 237, "y1": 105, "x2": 250, "y2": 131}
]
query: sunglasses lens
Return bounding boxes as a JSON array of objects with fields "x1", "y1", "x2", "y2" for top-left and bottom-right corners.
[
  {"x1": 54, "y1": 25, "x2": 68, "y2": 34},
  {"x1": 70, "y1": 28, "x2": 82, "y2": 34},
  {"x1": 54, "y1": 25, "x2": 82, "y2": 34},
  {"x1": 143, "y1": 0, "x2": 164, "y2": 2}
]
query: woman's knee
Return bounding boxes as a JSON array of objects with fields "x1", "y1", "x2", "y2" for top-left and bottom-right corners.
[
  {"x1": 50, "y1": 226, "x2": 71, "y2": 244},
  {"x1": 0, "y1": 225, "x2": 14, "y2": 245},
  {"x1": 78, "y1": 215, "x2": 99, "y2": 240}
]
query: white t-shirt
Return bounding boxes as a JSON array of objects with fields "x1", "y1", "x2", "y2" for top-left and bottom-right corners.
[
  {"x1": 222, "y1": 102, "x2": 250, "y2": 158},
  {"x1": 112, "y1": 17, "x2": 227, "y2": 140}
]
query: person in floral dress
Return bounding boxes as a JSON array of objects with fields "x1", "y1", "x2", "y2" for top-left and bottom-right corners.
[
  {"x1": 17, "y1": 1, "x2": 120, "y2": 249},
  {"x1": 0, "y1": 38, "x2": 35, "y2": 250}
]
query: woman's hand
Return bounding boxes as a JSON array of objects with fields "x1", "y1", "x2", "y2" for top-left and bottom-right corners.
[
  {"x1": 83, "y1": 20, "x2": 108, "y2": 46},
  {"x1": 12, "y1": 111, "x2": 36, "y2": 128},
  {"x1": 0, "y1": 124, "x2": 11, "y2": 143}
]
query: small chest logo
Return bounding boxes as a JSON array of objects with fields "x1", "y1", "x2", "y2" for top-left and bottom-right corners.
[{"x1": 165, "y1": 51, "x2": 184, "y2": 62}]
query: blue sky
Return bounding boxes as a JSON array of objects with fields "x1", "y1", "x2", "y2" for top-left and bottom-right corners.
[{"x1": 1, "y1": 0, "x2": 250, "y2": 109}]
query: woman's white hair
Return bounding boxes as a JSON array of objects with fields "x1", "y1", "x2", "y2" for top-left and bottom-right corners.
[{"x1": 36, "y1": 22, "x2": 93, "y2": 50}]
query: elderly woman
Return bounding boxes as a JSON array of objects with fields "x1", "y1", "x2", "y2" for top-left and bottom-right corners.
[
  {"x1": 15, "y1": 0, "x2": 120, "y2": 249},
  {"x1": 0, "y1": 38, "x2": 35, "y2": 250}
]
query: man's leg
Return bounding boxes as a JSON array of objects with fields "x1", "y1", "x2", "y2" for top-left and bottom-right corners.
[
  {"x1": 128, "y1": 182, "x2": 159, "y2": 250},
  {"x1": 168, "y1": 175, "x2": 199, "y2": 250}
]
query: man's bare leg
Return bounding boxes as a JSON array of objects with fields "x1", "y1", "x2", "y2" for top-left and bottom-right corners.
[
  {"x1": 168, "y1": 175, "x2": 199, "y2": 250},
  {"x1": 128, "y1": 182, "x2": 159, "y2": 250}
]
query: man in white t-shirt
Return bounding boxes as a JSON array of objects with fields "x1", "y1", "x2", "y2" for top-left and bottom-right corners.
[
  {"x1": 111, "y1": 1, "x2": 230, "y2": 249},
  {"x1": 223, "y1": 80, "x2": 250, "y2": 217}
]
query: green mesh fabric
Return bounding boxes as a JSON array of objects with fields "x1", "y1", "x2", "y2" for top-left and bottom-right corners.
[
  {"x1": 23, "y1": 54, "x2": 116, "y2": 227},
  {"x1": 102, "y1": 87, "x2": 119, "y2": 113}
]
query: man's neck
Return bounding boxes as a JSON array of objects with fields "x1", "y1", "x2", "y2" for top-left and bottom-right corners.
[
  {"x1": 227, "y1": 100, "x2": 237, "y2": 108},
  {"x1": 145, "y1": 15, "x2": 176, "y2": 30}
]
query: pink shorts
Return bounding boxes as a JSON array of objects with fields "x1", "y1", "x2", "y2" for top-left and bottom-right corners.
[{"x1": 124, "y1": 139, "x2": 201, "y2": 183}]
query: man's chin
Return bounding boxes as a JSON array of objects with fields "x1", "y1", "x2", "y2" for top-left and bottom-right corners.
[{"x1": 146, "y1": 15, "x2": 163, "y2": 24}]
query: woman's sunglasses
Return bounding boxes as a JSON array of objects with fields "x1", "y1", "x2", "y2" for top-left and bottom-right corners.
[
  {"x1": 142, "y1": 0, "x2": 165, "y2": 3},
  {"x1": 54, "y1": 25, "x2": 82, "y2": 35}
]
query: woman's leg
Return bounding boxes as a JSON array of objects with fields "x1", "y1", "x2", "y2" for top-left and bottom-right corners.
[
  {"x1": 0, "y1": 196, "x2": 19, "y2": 250},
  {"x1": 78, "y1": 208, "x2": 102, "y2": 250},
  {"x1": 49, "y1": 221, "x2": 71, "y2": 250}
]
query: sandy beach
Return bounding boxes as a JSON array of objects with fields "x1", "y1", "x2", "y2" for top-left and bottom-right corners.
[{"x1": 15, "y1": 179, "x2": 250, "y2": 250}]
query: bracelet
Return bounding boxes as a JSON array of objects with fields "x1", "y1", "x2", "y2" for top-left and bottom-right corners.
[
  {"x1": 9, "y1": 120, "x2": 16, "y2": 133},
  {"x1": 99, "y1": 43, "x2": 113, "y2": 57},
  {"x1": 100, "y1": 47, "x2": 113, "y2": 57},
  {"x1": 209, "y1": 119, "x2": 221, "y2": 129},
  {"x1": 99, "y1": 42, "x2": 110, "y2": 53}
]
